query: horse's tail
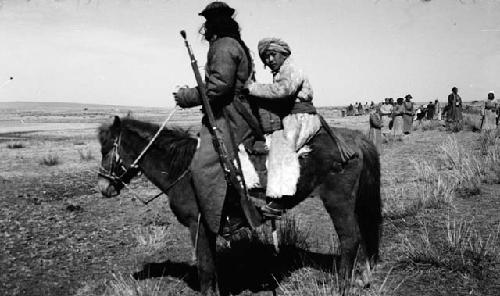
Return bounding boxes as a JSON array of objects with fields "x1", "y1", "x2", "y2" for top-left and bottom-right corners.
[{"x1": 356, "y1": 138, "x2": 382, "y2": 263}]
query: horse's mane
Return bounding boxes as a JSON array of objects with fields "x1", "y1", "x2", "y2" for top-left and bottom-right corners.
[{"x1": 98, "y1": 118, "x2": 198, "y2": 179}]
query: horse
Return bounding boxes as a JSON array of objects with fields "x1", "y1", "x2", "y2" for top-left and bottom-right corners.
[{"x1": 97, "y1": 116, "x2": 382, "y2": 295}]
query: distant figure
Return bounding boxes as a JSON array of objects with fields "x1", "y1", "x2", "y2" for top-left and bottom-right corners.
[
  {"x1": 426, "y1": 101, "x2": 435, "y2": 120},
  {"x1": 415, "y1": 106, "x2": 425, "y2": 124},
  {"x1": 481, "y1": 91, "x2": 497, "y2": 131},
  {"x1": 357, "y1": 102, "x2": 364, "y2": 115},
  {"x1": 403, "y1": 94, "x2": 414, "y2": 134},
  {"x1": 392, "y1": 97, "x2": 405, "y2": 138},
  {"x1": 347, "y1": 103, "x2": 354, "y2": 116},
  {"x1": 380, "y1": 98, "x2": 393, "y2": 137},
  {"x1": 368, "y1": 105, "x2": 383, "y2": 153},
  {"x1": 434, "y1": 99, "x2": 441, "y2": 120},
  {"x1": 447, "y1": 87, "x2": 463, "y2": 130}
]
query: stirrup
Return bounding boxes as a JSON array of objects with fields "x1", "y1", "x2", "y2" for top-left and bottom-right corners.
[
  {"x1": 260, "y1": 204, "x2": 285, "y2": 220},
  {"x1": 221, "y1": 216, "x2": 247, "y2": 239}
]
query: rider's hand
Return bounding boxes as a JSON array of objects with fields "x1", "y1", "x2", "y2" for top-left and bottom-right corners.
[
  {"x1": 173, "y1": 85, "x2": 188, "y2": 106},
  {"x1": 242, "y1": 79, "x2": 253, "y2": 95}
]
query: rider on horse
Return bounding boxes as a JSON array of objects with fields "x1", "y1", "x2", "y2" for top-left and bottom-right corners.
[
  {"x1": 246, "y1": 38, "x2": 356, "y2": 217},
  {"x1": 173, "y1": 2, "x2": 259, "y2": 235}
]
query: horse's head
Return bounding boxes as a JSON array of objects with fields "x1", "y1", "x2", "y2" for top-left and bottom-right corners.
[{"x1": 97, "y1": 116, "x2": 139, "y2": 198}]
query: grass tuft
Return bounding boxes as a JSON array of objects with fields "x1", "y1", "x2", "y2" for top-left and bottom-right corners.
[
  {"x1": 78, "y1": 148, "x2": 94, "y2": 161},
  {"x1": 7, "y1": 142, "x2": 26, "y2": 149},
  {"x1": 401, "y1": 218, "x2": 499, "y2": 274},
  {"x1": 39, "y1": 153, "x2": 61, "y2": 166},
  {"x1": 102, "y1": 273, "x2": 179, "y2": 296},
  {"x1": 133, "y1": 225, "x2": 171, "y2": 255},
  {"x1": 439, "y1": 136, "x2": 484, "y2": 195}
]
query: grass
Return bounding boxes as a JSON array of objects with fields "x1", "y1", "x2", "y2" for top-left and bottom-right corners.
[
  {"x1": 439, "y1": 136, "x2": 484, "y2": 195},
  {"x1": 133, "y1": 225, "x2": 171, "y2": 256},
  {"x1": 39, "y1": 153, "x2": 61, "y2": 166},
  {"x1": 463, "y1": 114, "x2": 481, "y2": 131},
  {"x1": 78, "y1": 148, "x2": 95, "y2": 161},
  {"x1": 101, "y1": 273, "x2": 180, "y2": 296},
  {"x1": 478, "y1": 129, "x2": 500, "y2": 155},
  {"x1": 7, "y1": 142, "x2": 26, "y2": 149},
  {"x1": 73, "y1": 140, "x2": 86, "y2": 146},
  {"x1": 401, "y1": 218, "x2": 499, "y2": 275},
  {"x1": 413, "y1": 120, "x2": 444, "y2": 132}
]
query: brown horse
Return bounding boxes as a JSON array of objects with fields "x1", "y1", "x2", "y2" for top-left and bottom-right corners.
[{"x1": 97, "y1": 116, "x2": 382, "y2": 295}]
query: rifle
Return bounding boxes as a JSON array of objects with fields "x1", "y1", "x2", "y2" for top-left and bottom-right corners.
[{"x1": 179, "y1": 30, "x2": 261, "y2": 228}]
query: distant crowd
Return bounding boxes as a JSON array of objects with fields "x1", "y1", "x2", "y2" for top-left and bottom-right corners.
[{"x1": 355, "y1": 87, "x2": 500, "y2": 153}]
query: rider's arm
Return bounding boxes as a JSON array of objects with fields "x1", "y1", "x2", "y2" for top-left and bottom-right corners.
[
  {"x1": 175, "y1": 38, "x2": 241, "y2": 108},
  {"x1": 247, "y1": 62, "x2": 303, "y2": 99}
]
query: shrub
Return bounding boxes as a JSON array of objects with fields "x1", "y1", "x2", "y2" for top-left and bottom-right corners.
[
  {"x1": 39, "y1": 153, "x2": 61, "y2": 166},
  {"x1": 7, "y1": 142, "x2": 25, "y2": 149},
  {"x1": 78, "y1": 149, "x2": 94, "y2": 161}
]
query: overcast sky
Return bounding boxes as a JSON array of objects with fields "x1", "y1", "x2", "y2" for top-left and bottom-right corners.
[{"x1": 0, "y1": 0, "x2": 499, "y2": 107}]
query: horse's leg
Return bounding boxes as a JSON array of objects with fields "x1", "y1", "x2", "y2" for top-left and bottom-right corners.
[
  {"x1": 319, "y1": 159, "x2": 363, "y2": 290},
  {"x1": 196, "y1": 220, "x2": 219, "y2": 296},
  {"x1": 188, "y1": 214, "x2": 201, "y2": 264}
]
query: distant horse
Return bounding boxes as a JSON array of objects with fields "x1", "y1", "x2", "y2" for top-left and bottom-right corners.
[{"x1": 97, "y1": 116, "x2": 382, "y2": 295}]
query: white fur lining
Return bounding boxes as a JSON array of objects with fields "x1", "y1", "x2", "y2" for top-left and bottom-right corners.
[{"x1": 238, "y1": 144, "x2": 261, "y2": 189}]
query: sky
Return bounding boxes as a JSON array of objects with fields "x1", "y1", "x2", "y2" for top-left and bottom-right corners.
[{"x1": 0, "y1": 0, "x2": 499, "y2": 107}]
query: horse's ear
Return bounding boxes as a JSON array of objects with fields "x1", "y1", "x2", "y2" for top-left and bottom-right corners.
[{"x1": 111, "y1": 116, "x2": 121, "y2": 132}]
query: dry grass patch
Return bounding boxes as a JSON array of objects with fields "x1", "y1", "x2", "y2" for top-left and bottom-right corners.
[
  {"x1": 7, "y1": 142, "x2": 26, "y2": 149},
  {"x1": 439, "y1": 136, "x2": 484, "y2": 195},
  {"x1": 414, "y1": 120, "x2": 444, "y2": 132},
  {"x1": 39, "y1": 152, "x2": 61, "y2": 166},
  {"x1": 133, "y1": 225, "x2": 171, "y2": 255},
  {"x1": 463, "y1": 114, "x2": 481, "y2": 131},
  {"x1": 401, "y1": 218, "x2": 499, "y2": 275},
  {"x1": 73, "y1": 140, "x2": 86, "y2": 146},
  {"x1": 78, "y1": 148, "x2": 94, "y2": 161},
  {"x1": 101, "y1": 273, "x2": 180, "y2": 296},
  {"x1": 279, "y1": 266, "x2": 402, "y2": 296}
]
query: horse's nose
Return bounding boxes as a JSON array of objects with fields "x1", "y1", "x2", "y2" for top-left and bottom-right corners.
[{"x1": 98, "y1": 177, "x2": 118, "y2": 197}]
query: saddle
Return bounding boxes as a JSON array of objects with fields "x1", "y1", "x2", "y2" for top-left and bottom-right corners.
[{"x1": 238, "y1": 114, "x2": 322, "y2": 195}]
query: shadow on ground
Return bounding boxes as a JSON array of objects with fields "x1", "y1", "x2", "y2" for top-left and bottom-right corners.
[{"x1": 133, "y1": 237, "x2": 337, "y2": 294}]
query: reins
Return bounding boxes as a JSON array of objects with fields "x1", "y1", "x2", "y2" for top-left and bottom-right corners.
[{"x1": 99, "y1": 106, "x2": 189, "y2": 205}]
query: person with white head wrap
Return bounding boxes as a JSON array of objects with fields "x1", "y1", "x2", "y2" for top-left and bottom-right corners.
[
  {"x1": 481, "y1": 91, "x2": 498, "y2": 130},
  {"x1": 245, "y1": 37, "x2": 355, "y2": 217}
]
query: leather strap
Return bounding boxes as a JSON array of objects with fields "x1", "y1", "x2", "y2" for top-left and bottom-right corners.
[{"x1": 233, "y1": 96, "x2": 266, "y2": 141}]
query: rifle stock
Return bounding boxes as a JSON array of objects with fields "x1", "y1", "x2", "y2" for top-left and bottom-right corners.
[{"x1": 179, "y1": 30, "x2": 261, "y2": 228}]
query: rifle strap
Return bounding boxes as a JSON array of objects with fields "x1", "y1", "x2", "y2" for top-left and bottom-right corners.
[
  {"x1": 318, "y1": 115, "x2": 357, "y2": 163},
  {"x1": 222, "y1": 108, "x2": 262, "y2": 228},
  {"x1": 233, "y1": 97, "x2": 266, "y2": 142}
]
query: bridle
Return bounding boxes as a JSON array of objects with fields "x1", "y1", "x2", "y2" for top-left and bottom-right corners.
[
  {"x1": 98, "y1": 132, "x2": 139, "y2": 191},
  {"x1": 97, "y1": 107, "x2": 189, "y2": 205}
]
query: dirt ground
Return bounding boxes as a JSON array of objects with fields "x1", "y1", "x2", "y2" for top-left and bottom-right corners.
[{"x1": 0, "y1": 103, "x2": 499, "y2": 296}]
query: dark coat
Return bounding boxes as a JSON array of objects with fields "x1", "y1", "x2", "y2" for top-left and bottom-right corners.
[
  {"x1": 175, "y1": 37, "x2": 254, "y2": 234},
  {"x1": 447, "y1": 93, "x2": 463, "y2": 122}
]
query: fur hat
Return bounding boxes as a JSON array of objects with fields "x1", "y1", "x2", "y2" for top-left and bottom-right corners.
[{"x1": 199, "y1": 2, "x2": 235, "y2": 18}]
